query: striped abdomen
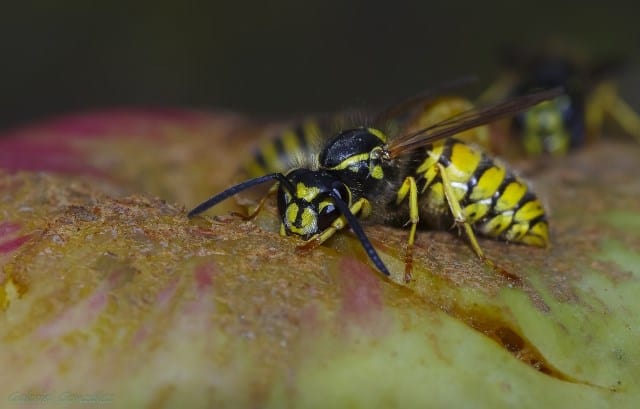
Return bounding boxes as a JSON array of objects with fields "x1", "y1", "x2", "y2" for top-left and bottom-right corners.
[
  {"x1": 241, "y1": 119, "x2": 324, "y2": 177},
  {"x1": 414, "y1": 138, "x2": 548, "y2": 246}
]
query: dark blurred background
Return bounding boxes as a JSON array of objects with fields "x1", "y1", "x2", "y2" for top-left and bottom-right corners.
[{"x1": 1, "y1": 0, "x2": 639, "y2": 130}]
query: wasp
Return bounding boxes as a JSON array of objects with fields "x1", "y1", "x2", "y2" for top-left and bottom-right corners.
[
  {"x1": 480, "y1": 47, "x2": 640, "y2": 156},
  {"x1": 189, "y1": 88, "x2": 561, "y2": 278}
]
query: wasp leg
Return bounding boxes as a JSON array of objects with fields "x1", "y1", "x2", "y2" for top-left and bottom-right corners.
[
  {"x1": 439, "y1": 163, "x2": 522, "y2": 283},
  {"x1": 299, "y1": 197, "x2": 390, "y2": 276},
  {"x1": 586, "y1": 81, "x2": 640, "y2": 143},
  {"x1": 395, "y1": 176, "x2": 419, "y2": 282},
  {"x1": 298, "y1": 198, "x2": 372, "y2": 252},
  {"x1": 232, "y1": 183, "x2": 279, "y2": 221},
  {"x1": 437, "y1": 163, "x2": 486, "y2": 260}
]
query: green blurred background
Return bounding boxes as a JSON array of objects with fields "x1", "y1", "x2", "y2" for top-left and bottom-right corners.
[{"x1": 1, "y1": 0, "x2": 639, "y2": 129}]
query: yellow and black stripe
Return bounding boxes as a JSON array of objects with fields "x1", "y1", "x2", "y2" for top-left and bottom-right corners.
[
  {"x1": 189, "y1": 88, "x2": 560, "y2": 277},
  {"x1": 415, "y1": 138, "x2": 548, "y2": 246},
  {"x1": 241, "y1": 119, "x2": 324, "y2": 177}
]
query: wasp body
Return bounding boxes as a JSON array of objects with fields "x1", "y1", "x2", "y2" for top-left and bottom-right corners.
[
  {"x1": 309, "y1": 126, "x2": 547, "y2": 277},
  {"x1": 406, "y1": 137, "x2": 547, "y2": 246},
  {"x1": 190, "y1": 89, "x2": 560, "y2": 277},
  {"x1": 242, "y1": 119, "x2": 325, "y2": 178},
  {"x1": 483, "y1": 49, "x2": 640, "y2": 156}
]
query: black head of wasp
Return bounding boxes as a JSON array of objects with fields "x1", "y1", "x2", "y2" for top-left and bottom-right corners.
[{"x1": 188, "y1": 87, "x2": 563, "y2": 280}]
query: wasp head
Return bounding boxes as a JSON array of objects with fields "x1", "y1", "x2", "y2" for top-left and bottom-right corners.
[{"x1": 277, "y1": 169, "x2": 352, "y2": 239}]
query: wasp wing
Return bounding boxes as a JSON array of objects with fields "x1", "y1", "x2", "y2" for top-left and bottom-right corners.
[
  {"x1": 374, "y1": 75, "x2": 478, "y2": 125},
  {"x1": 386, "y1": 87, "x2": 564, "y2": 158}
]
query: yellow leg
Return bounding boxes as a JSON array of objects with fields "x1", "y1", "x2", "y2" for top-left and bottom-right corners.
[
  {"x1": 609, "y1": 97, "x2": 640, "y2": 141},
  {"x1": 395, "y1": 176, "x2": 419, "y2": 282},
  {"x1": 587, "y1": 81, "x2": 640, "y2": 142},
  {"x1": 437, "y1": 163, "x2": 485, "y2": 260},
  {"x1": 297, "y1": 198, "x2": 372, "y2": 251},
  {"x1": 585, "y1": 85, "x2": 606, "y2": 142},
  {"x1": 438, "y1": 163, "x2": 523, "y2": 282}
]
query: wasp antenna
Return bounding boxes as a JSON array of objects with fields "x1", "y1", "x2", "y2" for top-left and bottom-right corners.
[
  {"x1": 188, "y1": 173, "x2": 292, "y2": 218},
  {"x1": 329, "y1": 191, "x2": 391, "y2": 277}
]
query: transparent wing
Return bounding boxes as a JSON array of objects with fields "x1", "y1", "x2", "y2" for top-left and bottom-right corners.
[
  {"x1": 386, "y1": 87, "x2": 564, "y2": 158},
  {"x1": 374, "y1": 75, "x2": 478, "y2": 125}
]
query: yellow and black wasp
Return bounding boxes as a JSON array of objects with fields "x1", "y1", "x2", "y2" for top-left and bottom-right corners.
[
  {"x1": 481, "y1": 46, "x2": 640, "y2": 156},
  {"x1": 188, "y1": 88, "x2": 561, "y2": 278}
]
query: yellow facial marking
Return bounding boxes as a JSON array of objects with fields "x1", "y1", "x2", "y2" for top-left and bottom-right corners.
[
  {"x1": 299, "y1": 207, "x2": 316, "y2": 232},
  {"x1": 295, "y1": 183, "x2": 320, "y2": 202},
  {"x1": 286, "y1": 205, "x2": 318, "y2": 236},
  {"x1": 285, "y1": 203, "x2": 299, "y2": 226}
]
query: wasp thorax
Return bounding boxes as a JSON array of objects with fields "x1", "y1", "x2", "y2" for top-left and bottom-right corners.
[
  {"x1": 318, "y1": 127, "x2": 388, "y2": 182},
  {"x1": 277, "y1": 169, "x2": 352, "y2": 239}
]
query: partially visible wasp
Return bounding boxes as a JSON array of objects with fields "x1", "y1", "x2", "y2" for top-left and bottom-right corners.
[
  {"x1": 189, "y1": 88, "x2": 562, "y2": 279},
  {"x1": 241, "y1": 117, "x2": 328, "y2": 179},
  {"x1": 480, "y1": 46, "x2": 640, "y2": 156}
]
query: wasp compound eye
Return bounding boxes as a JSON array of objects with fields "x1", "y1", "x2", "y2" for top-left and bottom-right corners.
[
  {"x1": 317, "y1": 200, "x2": 338, "y2": 232},
  {"x1": 331, "y1": 183, "x2": 350, "y2": 201}
]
